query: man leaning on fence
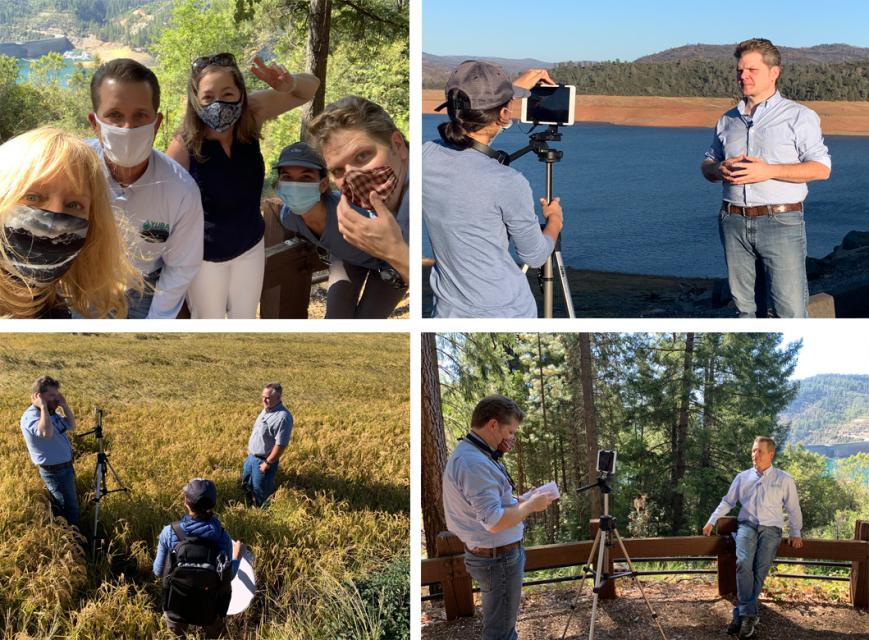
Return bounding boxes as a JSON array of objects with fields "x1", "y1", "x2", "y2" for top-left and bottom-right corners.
[
  {"x1": 703, "y1": 436, "x2": 803, "y2": 639},
  {"x1": 442, "y1": 395, "x2": 556, "y2": 640}
]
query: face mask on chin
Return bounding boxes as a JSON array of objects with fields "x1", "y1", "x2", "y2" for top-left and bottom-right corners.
[
  {"x1": 3, "y1": 204, "x2": 89, "y2": 284},
  {"x1": 94, "y1": 115, "x2": 156, "y2": 168}
]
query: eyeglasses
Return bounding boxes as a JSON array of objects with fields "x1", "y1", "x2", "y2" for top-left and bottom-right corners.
[{"x1": 191, "y1": 53, "x2": 238, "y2": 75}]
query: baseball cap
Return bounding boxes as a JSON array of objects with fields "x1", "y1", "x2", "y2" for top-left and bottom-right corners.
[
  {"x1": 184, "y1": 478, "x2": 217, "y2": 511},
  {"x1": 435, "y1": 60, "x2": 531, "y2": 112},
  {"x1": 275, "y1": 142, "x2": 326, "y2": 171}
]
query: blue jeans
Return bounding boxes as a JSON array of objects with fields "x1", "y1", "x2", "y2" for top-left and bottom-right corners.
[
  {"x1": 38, "y1": 463, "x2": 79, "y2": 526},
  {"x1": 463, "y1": 545, "x2": 525, "y2": 640},
  {"x1": 719, "y1": 208, "x2": 808, "y2": 318},
  {"x1": 733, "y1": 522, "x2": 782, "y2": 618},
  {"x1": 242, "y1": 454, "x2": 279, "y2": 507}
]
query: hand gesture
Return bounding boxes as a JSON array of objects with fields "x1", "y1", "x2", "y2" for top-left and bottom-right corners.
[
  {"x1": 337, "y1": 193, "x2": 404, "y2": 261},
  {"x1": 702, "y1": 523, "x2": 714, "y2": 536},
  {"x1": 31, "y1": 391, "x2": 44, "y2": 410},
  {"x1": 250, "y1": 56, "x2": 295, "y2": 93},
  {"x1": 726, "y1": 155, "x2": 775, "y2": 185},
  {"x1": 526, "y1": 489, "x2": 556, "y2": 513},
  {"x1": 514, "y1": 68, "x2": 557, "y2": 90}
]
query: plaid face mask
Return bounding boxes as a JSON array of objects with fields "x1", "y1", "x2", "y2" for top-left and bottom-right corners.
[{"x1": 340, "y1": 165, "x2": 398, "y2": 211}]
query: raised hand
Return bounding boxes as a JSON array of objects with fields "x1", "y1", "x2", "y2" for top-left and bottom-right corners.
[{"x1": 250, "y1": 56, "x2": 295, "y2": 93}]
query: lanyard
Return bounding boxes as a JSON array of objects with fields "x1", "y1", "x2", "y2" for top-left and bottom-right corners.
[{"x1": 463, "y1": 432, "x2": 516, "y2": 491}]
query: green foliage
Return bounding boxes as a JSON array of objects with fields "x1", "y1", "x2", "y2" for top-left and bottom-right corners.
[
  {"x1": 354, "y1": 553, "x2": 410, "y2": 640},
  {"x1": 781, "y1": 374, "x2": 869, "y2": 444},
  {"x1": 778, "y1": 446, "x2": 857, "y2": 534}
]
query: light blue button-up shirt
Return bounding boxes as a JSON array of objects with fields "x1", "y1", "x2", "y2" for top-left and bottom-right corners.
[
  {"x1": 442, "y1": 438, "x2": 523, "y2": 549},
  {"x1": 705, "y1": 91, "x2": 831, "y2": 206},
  {"x1": 20, "y1": 405, "x2": 74, "y2": 466},
  {"x1": 707, "y1": 465, "x2": 803, "y2": 537}
]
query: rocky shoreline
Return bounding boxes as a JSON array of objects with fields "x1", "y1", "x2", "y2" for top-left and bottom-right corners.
[{"x1": 422, "y1": 230, "x2": 869, "y2": 318}]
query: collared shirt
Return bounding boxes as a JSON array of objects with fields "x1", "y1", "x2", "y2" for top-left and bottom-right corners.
[
  {"x1": 704, "y1": 91, "x2": 831, "y2": 206},
  {"x1": 707, "y1": 465, "x2": 803, "y2": 537},
  {"x1": 442, "y1": 438, "x2": 523, "y2": 549},
  {"x1": 20, "y1": 405, "x2": 74, "y2": 466},
  {"x1": 423, "y1": 140, "x2": 554, "y2": 318},
  {"x1": 246, "y1": 402, "x2": 293, "y2": 457},
  {"x1": 86, "y1": 140, "x2": 204, "y2": 319}
]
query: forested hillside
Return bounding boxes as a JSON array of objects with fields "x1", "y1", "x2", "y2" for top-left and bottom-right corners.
[
  {"x1": 0, "y1": 0, "x2": 168, "y2": 48},
  {"x1": 783, "y1": 374, "x2": 869, "y2": 444}
]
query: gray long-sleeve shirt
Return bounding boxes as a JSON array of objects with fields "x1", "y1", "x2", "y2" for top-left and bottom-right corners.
[{"x1": 423, "y1": 140, "x2": 553, "y2": 318}]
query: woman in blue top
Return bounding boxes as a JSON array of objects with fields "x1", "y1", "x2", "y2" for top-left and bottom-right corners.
[
  {"x1": 274, "y1": 141, "x2": 406, "y2": 318},
  {"x1": 167, "y1": 54, "x2": 319, "y2": 318}
]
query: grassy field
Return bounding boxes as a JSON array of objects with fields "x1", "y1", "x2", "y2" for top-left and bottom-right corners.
[{"x1": 0, "y1": 333, "x2": 409, "y2": 639}]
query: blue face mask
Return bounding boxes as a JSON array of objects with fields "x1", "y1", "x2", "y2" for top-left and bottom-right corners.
[{"x1": 277, "y1": 181, "x2": 322, "y2": 215}]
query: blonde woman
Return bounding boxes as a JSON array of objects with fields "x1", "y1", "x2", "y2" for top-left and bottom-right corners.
[
  {"x1": 0, "y1": 127, "x2": 141, "y2": 318},
  {"x1": 167, "y1": 54, "x2": 319, "y2": 319}
]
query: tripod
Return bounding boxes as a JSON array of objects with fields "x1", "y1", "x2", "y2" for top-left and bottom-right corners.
[
  {"x1": 509, "y1": 125, "x2": 576, "y2": 319},
  {"x1": 78, "y1": 408, "x2": 129, "y2": 559},
  {"x1": 560, "y1": 474, "x2": 667, "y2": 640}
]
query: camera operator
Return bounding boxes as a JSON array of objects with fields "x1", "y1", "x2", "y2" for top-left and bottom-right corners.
[
  {"x1": 423, "y1": 61, "x2": 563, "y2": 318},
  {"x1": 19, "y1": 375, "x2": 79, "y2": 527},
  {"x1": 442, "y1": 395, "x2": 556, "y2": 639}
]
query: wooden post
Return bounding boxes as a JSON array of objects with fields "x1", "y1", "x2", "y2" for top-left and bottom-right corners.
[
  {"x1": 589, "y1": 519, "x2": 616, "y2": 599},
  {"x1": 436, "y1": 531, "x2": 474, "y2": 620},
  {"x1": 716, "y1": 516, "x2": 738, "y2": 597},
  {"x1": 851, "y1": 520, "x2": 869, "y2": 609},
  {"x1": 259, "y1": 199, "x2": 323, "y2": 318}
]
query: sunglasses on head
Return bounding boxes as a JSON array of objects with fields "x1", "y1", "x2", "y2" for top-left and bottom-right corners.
[{"x1": 191, "y1": 53, "x2": 238, "y2": 74}]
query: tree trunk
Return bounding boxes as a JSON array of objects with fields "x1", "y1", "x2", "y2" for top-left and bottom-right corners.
[
  {"x1": 671, "y1": 332, "x2": 694, "y2": 534},
  {"x1": 579, "y1": 333, "x2": 600, "y2": 520},
  {"x1": 299, "y1": 0, "x2": 331, "y2": 137},
  {"x1": 421, "y1": 333, "x2": 448, "y2": 558}
]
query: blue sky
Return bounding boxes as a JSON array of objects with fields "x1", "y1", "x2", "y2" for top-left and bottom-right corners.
[
  {"x1": 423, "y1": 0, "x2": 869, "y2": 62},
  {"x1": 780, "y1": 329, "x2": 869, "y2": 380}
]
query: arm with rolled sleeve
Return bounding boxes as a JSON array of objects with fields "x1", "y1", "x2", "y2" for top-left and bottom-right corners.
[
  {"x1": 500, "y1": 174, "x2": 554, "y2": 268},
  {"x1": 146, "y1": 188, "x2": 204, "y2": 319},
  {"x1": 707, "y1": 473, "x2": 741, "y2": 526},
  {"x1": 783, "y1": 474, "x2": 803, "y2": 539},
  {"x1": 794, "y1": 107, "x2": 832, "y2": 172}
]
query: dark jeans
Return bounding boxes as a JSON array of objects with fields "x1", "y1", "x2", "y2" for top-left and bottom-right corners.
[
  {"x1": 242, "y1": 454, "x2": 279, "y2": 507},
  {"x1": 463, "y1": 545, "x2": 525, "y2": 640},
  {"x1": 325, "y1": 260, "x2": 406, "y2": 318},
  {"x1": 163, "y1": 612, "x2": 226, "y2": 638},
  {"x1": 38, "y1": 463, "x2": 79, "y2": 526}
]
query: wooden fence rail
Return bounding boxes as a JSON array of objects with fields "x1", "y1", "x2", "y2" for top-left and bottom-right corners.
[{"x1": 421, "y1": 517, "x2": 869, "y2": 620}]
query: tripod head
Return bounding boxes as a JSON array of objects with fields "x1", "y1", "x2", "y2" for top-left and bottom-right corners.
[{"x1": 507, "y1": 124, "x2": 564, "y2": 166}]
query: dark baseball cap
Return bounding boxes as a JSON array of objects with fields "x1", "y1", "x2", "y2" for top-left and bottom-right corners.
[
  {"x1": 275, "y1": 142, "x2": 326, "y2": 171},
  {"x1": 184, "y1": 478, "x2": 217, "y2": 511},
  {"x1": 435, "y1": 60, "x2": 531, "y2": 112}
]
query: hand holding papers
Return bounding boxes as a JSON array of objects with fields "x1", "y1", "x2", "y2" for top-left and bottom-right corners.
[{"x1": 521, "y1": 481, "x2": 560, "y2": 502}]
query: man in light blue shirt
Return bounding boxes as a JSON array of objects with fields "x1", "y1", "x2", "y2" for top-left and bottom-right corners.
[
  {"x1": 242, "y1": 383, "x2": 293, "y2": 507},
  {"x1": 442, "y1": 395, "x2": 555, "y2": 640},
  {"x1": 704, "y1": 436, "x2": 803, "y2": 638},
  {"x1": 20, "y1": 375, "x2": 79, "y2": 526},
  {"x1": 701, "y1": 38, "x2": 831, "y2": 319}
]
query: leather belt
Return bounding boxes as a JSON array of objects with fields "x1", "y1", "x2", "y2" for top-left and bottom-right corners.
[
  {"x1": 723, "y1": 201, "x2": 803, "y2": 217},
  {"x1": 39, "y1": 461, "x2": 72, "y2": 471},
  {"x1": 466, "y1": 541, "x2": 521, "y2": 557}
]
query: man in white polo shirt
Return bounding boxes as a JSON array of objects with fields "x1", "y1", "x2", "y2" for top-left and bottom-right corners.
[{"x1": 87, "y1": 58, "x2": 203, "y2": 319}]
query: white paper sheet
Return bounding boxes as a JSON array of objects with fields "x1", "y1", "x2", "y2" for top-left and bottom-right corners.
[
  {"x1": 227, "y1": 543, "x2": 256, "y2": 615},
  {"x1": 520, "y1": 480, "x2": 560, "y2": 501}
]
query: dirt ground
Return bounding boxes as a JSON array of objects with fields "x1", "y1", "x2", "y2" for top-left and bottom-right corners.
[
  {"x1": 422, "y1": 91, "x2": 869, "y2": 136},
  {"x1": 421, "y1": 577, "x2": 869, "y2": 640}
]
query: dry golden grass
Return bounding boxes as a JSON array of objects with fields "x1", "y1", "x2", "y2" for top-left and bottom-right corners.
[{"x1": 0, "y1": 333, "x2": 409, "y2": 639}]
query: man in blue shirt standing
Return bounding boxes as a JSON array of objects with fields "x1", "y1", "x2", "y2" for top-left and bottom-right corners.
[
  {"x1": 20, "y1": 375, "x2": 79, "y2": 526},
  {"x1": 242, "y1": 383, "x2": 293, "y2": 506},
  {"x1": 442, "y1": 395, "x2": 556, "y2": 640},
  {"x1": 703, "y1": 436, "x2": 803, "y2": 638},
  {"x1": 701, "y1": 38, "x2": 831, "y2": 318}
]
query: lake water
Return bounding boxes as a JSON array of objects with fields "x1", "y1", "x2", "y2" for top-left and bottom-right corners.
[
  {"x1": 16, "y1": 57, "x2": 84, "y2": 87},
  {"x1": 422, "y1": 114, "x2": 869, "y2": 278}
]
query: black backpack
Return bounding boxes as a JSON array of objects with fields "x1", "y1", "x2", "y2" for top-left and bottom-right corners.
[{"x1": 161, "y1": 521, "x2": 233, "y2": 625}]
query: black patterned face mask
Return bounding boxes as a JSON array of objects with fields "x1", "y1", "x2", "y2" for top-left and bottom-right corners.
[
  {"x1": 195, "y1": 99, "x2": 243, "y2": 133},
  {"x1": 3, "y1": 204, "x2": 89, "y2": 284}
]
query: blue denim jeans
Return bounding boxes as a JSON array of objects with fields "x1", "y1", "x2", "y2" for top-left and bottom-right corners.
[
  {"x1": 719, "y1": 208, "x2": 808, "y2": 318},
  {"x1": 733, "y1": 522, "x2": 782, "y2": 618},
  {"x1": 242, "y1": 454, "x2": 279, "y2": 507},
  {"x1": 463, "y1": 545, "x2": 525, "y2": 640},
  {"x1": 38, "y1": 463, "x2": 79, "y2": 526}
]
